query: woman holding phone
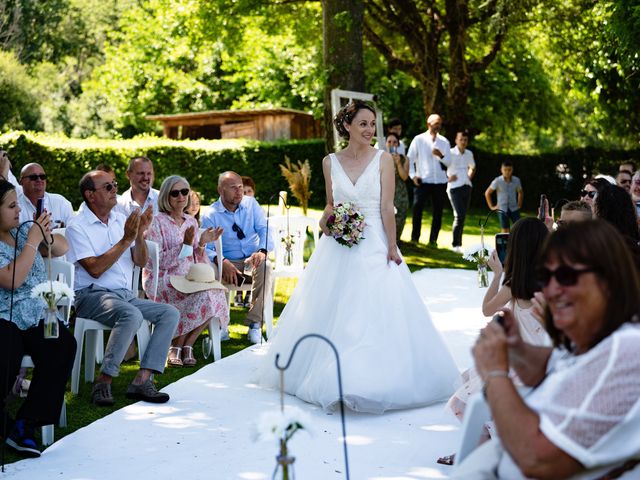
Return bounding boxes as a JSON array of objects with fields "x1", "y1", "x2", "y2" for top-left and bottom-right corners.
[
  {"x1": 441, "y1": 217, "x2": 551, "y2": 465},
  {"x1": 386, "y1": 132, "x2": 409, "y2": 241}
]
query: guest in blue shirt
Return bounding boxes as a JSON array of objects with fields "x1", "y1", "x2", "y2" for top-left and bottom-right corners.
[{"x1": 201, "y1": 171, "x2": 274, "y2": 344}]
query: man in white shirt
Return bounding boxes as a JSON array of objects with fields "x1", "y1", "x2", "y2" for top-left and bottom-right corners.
[
  {"x1": 115, "y1": 156, "x2": 159, "y2": 216},
  {"x1": 447, "y1": 131, "x2": 476, "y2": 252},
  {"x1": 407, "y1": 114, "x2": 451, "y2": 246},
  {"x1": 0, "y1": 150, "x2": 21, "y2": 193},
  {"x1": 18, "y1": 163, "x2": 74, "y2": 228},
  {"x1": 66, "y1": 170, "x2": 179, "y2": 406}
]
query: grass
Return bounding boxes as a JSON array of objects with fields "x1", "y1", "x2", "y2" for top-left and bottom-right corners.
[{"x1": 2, "y1": 204, "x2": 521, "y2": 464}]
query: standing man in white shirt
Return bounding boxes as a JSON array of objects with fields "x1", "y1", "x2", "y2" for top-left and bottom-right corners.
[
  {"x1": 407, "y1": 114, "x2": 451, "y2": 246},
  {"x1": 18, "y1": 163, "x2": 74, "y2": 228},
  {"x1": 66, "y1": 170, "x2": 179, "y2": 406},
  {"x1": 115, "y1": 156, "x2": 159, "y2": 216},
  {"x1": 447, "y1": 131, "x2": 476, "y2": 253}
]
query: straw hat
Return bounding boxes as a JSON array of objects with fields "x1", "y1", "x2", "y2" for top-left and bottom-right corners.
[{"x1": 170, "y1": 263, "x2": 227, "y2": 294}]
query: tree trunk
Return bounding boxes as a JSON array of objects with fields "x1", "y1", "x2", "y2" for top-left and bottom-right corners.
[{"x1": 322, "y1": 0, "x2": 365, "y2": 153}]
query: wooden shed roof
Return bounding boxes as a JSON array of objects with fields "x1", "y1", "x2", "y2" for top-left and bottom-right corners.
[{"x1": 146, "y1": 108, "x2": 313, "y2": 122}]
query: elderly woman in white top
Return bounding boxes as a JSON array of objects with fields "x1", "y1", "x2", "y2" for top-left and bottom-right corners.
[{"x1": 453, "y1": 220, "x2": 640, "y2": 479}]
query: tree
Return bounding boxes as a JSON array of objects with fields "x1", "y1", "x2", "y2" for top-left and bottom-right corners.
[
  {"x1": 0, "y1": 50, "x2": 41, "y2": 131},
  {"x1": 321, "y1": 0, "x2": 365, "y2": 152},
  {"x1": 363, "y1": 0, "x2": 540, "y2": 136}
]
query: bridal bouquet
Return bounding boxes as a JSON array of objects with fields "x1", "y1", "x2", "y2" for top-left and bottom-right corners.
[
  {"x1": 463, "y1": 244, "x2": 491, "y2": 288},
  {"x1": 326, "y1": 202, "x2": 365, "y2": 248},
  {"x1": 31, "y1": 280, "x2": 74, "y2": 338},
  {"x1": 255, "y1": 406, "x2": 312, "y2": 479}
]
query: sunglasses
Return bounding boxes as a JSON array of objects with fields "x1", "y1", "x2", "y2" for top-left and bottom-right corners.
[
  {"x1": 22, "y1": 174, "x2": 47, "y2": 181},
  {"x1": 580, "y1": 190, "x2": 597, "y2": 199},
  {"x1": 95, "y1": 181, "x2": 118, "y2": 192},
  {"x1": 169, "y1": 188, "x2": 190, "y2": 198},
  {"x1": 537, "y1": 265, "x2": 597, "y2": 287},
  {"x1": 232, "y1": 222, "x2": 246, "y2": 240}
]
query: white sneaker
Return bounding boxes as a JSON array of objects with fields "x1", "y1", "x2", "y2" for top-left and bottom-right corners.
[
  {"x1": 247, "y1": 327, "x2": 262, "y2": 344},
  {"x1": 452, "y1": 246, "x2": 463, "y2": 253}
]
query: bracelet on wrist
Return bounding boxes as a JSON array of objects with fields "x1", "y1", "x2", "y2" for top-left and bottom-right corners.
[
  {"x1": 258, "y1": 248, "x2": 267, "y2": 255},
  {"x1": 482, "y1": 370, "x2": 510, "y2": 399},
  {"x1": 24, "y1": 243, "x2": 38, "y2": 253}
]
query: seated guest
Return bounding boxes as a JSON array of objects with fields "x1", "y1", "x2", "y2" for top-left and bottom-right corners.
[
  {"x1": 0, "y1": 150, "x2": 21, "y2": 192},
  {"x1": 556, "y1": 200, "x2": 592, "y2": 227},
  {"x1": 241, "y1": 176, "x2": 256, "y2": 197},
  {"x1": 0, "y1": 180, "x2": 75, "y2": 458},
  {"x1": 201, "y1": 171, "x2": 273, "y2": 344},
  {"x1": 185, "y1": 189, "x2": 202, "y2": 223},
  {"x1": 66, "y1": 170, "x2": 179, "y2": 406},
  {"x1": 441, "y1": 218, "x2": 551, "y2": 465},
  {"x1": 143, "y1": 175, "x2": 228, "y2": 366},
  {"x1": 453, "y1": 220, "x2": 640, "y2": 479},
  {"x1": 632, "y1": 171, "x2": 640, "y2": 218},
  {"x1": 115, "y1": 156, "x2": 159, "y2": 216},
  {"x1": 18, "y1": 163, "x2": 74, "y2": 228},
  {"x1": 580, "y1": 176, "x2": 610, "y2": 210},
  {"x1": 616, "y1": 169, "x2": 633, "y2": 193},
  {"x1": 592, "y1": 183, "x2": 640, "y2": 271}
]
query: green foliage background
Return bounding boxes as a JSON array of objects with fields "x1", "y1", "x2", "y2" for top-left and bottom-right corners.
[{"x1": 2, "y1": 132, "x2": 636, "y2": 212}]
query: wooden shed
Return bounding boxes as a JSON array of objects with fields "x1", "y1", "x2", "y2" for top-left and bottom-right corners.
[{"x1": 146, "y1": 108, "x2": 321, "y2": 141}]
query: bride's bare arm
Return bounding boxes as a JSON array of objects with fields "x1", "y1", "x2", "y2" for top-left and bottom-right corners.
[
  {"x1": 380, "y1": 153, "x2": 401, "y2": 264},
  {"x1": 319, "y1": 155, "x2": 334, "y2": 235}
]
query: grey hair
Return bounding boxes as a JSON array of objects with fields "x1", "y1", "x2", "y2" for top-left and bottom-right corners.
[{"x1": 157, "y1": 175, "x2": 191, "y2": 214}]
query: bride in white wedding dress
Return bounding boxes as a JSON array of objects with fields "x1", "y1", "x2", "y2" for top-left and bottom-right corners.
[{"x1": 258, "y1": 101, "x2": 459, "y2": 413}]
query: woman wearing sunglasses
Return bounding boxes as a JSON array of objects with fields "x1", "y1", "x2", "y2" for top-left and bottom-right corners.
[
  {"x1": 143, "y1": 175, "x2": 227, "y2": 367},
  {"x1": 440, "y1": 218, "x2": 551, "y2": 466},
  {"x1": 579, "y1": 176, "x2": 610, "y2": 209},
  {"x1": 453, "y1": 220, "x2": 640, "y2": 479}
]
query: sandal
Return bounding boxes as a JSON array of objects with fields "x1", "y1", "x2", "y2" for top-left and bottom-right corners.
[
  {"x1": 436, "y1": 453, "x2": 455, "y2": 466},
  {"x1": 182, "y1": 345, "x2": 197, "y2": 367},
  {"x1": 167, "y1": 346, "x2": 183, "y2": 367}
]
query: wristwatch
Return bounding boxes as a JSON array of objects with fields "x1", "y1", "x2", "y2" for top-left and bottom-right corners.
[{"x1": 258, "y1": 248, "x2": 268, "y2": 255}]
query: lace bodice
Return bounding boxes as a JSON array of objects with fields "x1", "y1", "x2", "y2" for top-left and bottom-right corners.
[{"x1": 330, "y1": 151, "x2": 382, "y2": 220}]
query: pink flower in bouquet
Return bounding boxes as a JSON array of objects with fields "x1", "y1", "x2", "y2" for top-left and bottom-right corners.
[{"x1": 326, "y1": 202, "x2": 365, "y2": 248}]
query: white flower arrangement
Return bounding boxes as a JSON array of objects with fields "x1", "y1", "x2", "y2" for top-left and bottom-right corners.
[
  {"x1": 254, "y1": 406, "x2": 313, "y2": 444},
  {"x1": 31, "y1": 280, "x2": 75, "y2": 310},
  {"x1": 462, "y1": 243, "x2": 491, "y2": 264}
]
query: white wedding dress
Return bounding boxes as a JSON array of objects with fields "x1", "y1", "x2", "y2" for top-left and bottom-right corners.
[{"x1": 258, "y1": 150, "x2": 459, "y2": 413}]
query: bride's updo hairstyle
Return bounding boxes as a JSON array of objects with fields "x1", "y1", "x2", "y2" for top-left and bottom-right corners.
[{"x1": 333, "y1": 100, "x2": 376, "y2": 139}]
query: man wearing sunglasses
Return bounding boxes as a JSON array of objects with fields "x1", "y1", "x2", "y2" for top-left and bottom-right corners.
[
  {"x1": 66, "y1": 170, "x2": 179, "y2": 406},
  {"x1": 201, "y1": 171, "x2": 274, "y2": 344},
  {"x1": 115, "y1": 156, "x2": 159, "y2": 216},
  {"x1": 17, "y1": 163, "x2": 74, "y2": 228}
]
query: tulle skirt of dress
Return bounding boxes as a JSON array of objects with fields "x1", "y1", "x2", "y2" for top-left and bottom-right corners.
[{"x1": 257, "y1": 216, "x2": 459, "y2": 414}]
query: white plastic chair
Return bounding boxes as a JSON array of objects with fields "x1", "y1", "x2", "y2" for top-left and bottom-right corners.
[
  {"x1": 455, "y1": 387, "x2": 532, "y2": 466},
  {"x1": 20, "y1": 355, "x2": 67, "y2": 446},
  {"x1": 214, "y1": 237, "x2": 274, "y2": 340},
  {"x1": 70, "y1": 253, "x2": 155, "y2": 395},
  {"x1": 267, "y1": 215, "x2": 317, "y2": 337}
]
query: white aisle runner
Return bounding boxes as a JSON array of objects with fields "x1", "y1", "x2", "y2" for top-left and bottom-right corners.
[{"x1": 3, "y1": 268, "x2": 489, "y2": 480}]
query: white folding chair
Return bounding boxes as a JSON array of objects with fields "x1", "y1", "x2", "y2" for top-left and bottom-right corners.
[
  {"x1": 454, "y1": 386, "x2": 532, "y2": 467},
  {"x1": 267, "y1": 215, "x2": 317, "y2": 337},
  {"x1": 20, "y1": 355, "x2": 67, "y2": 447}
]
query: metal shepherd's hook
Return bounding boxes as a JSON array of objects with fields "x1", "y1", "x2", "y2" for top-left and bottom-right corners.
[{"x1": 274, "y1": 333, "x2": 351, "y2": 480}]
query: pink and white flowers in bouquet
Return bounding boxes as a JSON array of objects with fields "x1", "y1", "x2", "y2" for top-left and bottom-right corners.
[{"x1": 326, "y1": 202, "x2": 365, "y2": 248}]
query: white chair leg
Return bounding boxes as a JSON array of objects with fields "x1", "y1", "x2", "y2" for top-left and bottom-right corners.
[
  {"x1": 210, "y1": 317, "x2": 222, "y2": 362},
  {"x1": 41, "y1": 425, "x2": 54, "y2": 446},
  {"x1": 59, "y1": 400, "x2": 67, "y2": 428},
  {"x1": 84, "y1": 330, "x2": 98, "y2": 384},
  {"x1": 264, "y1": 295, "x2": 274, "y2": 340},
  {"x1": 95, "y1": 330, "x2": 104, "y2": 364},
  {"x1": 71, "y1": 321, "x2": 87, "y2": 394}
]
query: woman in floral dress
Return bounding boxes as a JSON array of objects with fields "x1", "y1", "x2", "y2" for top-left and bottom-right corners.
[{"x1": 143, "y1": 175, "x2": 228, "y2": 367}]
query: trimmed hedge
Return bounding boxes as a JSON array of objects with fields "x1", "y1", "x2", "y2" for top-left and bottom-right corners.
[
  {"x1": 0, "y1": 132, "x2": 326, "y2": 209},
  {"x1": 1, "y1": 132, "x2": 638, "y2": 212}
]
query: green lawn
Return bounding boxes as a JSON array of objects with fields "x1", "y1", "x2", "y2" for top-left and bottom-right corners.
[{"x1": 3, "y1": 204, "x2": 521, "y2": 464}]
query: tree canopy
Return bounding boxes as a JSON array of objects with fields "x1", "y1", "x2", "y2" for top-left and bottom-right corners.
[{"x1": 0, "y1": 0, "x2": 637, "y2": 152}]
